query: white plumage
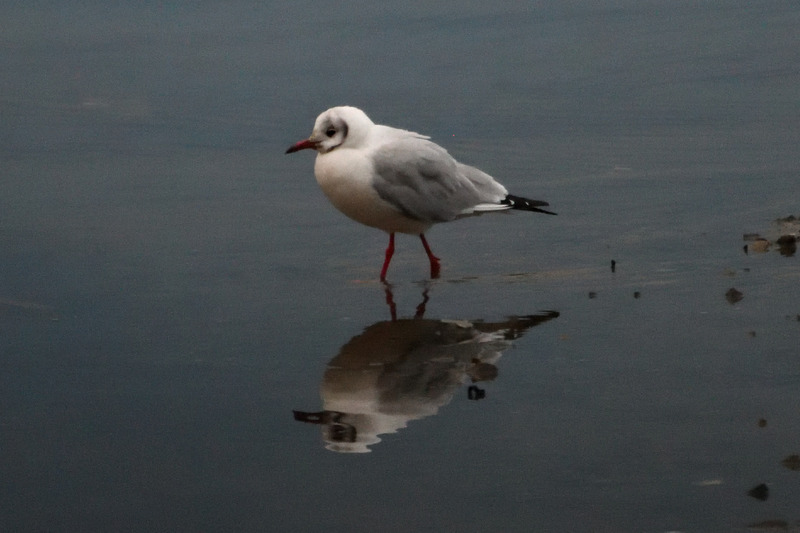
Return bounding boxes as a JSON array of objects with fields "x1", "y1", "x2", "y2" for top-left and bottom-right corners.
[{"x1": 286, "y1": 106, "x2": 555, "y2": 280}]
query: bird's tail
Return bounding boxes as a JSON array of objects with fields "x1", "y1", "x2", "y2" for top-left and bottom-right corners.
[{"x1": 501, "y1": 194, "x2": 557, "y2": 215}]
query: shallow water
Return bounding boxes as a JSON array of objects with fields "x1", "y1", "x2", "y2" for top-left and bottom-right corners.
[{"x1": 2, "y1": 1, "x2": 799, "y2": 532}]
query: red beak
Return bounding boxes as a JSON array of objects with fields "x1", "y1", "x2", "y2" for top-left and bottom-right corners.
[{"x1": 285, "y1": 139, "x2": 318, "y2": 154}]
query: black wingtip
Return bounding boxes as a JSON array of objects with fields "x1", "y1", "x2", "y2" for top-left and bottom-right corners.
[{"x1": 503, "y1": 194, "x2": 557, "y2": 215}]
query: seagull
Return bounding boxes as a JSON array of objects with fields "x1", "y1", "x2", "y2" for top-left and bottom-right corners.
[{"x1": 285, "y1": 106, "x2": 556, "y2": 280}]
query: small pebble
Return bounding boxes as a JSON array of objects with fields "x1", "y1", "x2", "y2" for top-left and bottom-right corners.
[
  {"x1": 725, "y1": 288, "x2": 744, "y2": 304},
  {"x1": 781, "y1": 454, "x2": 800, "y2": 471},
  {"x1": 776, "y1": 235, "x2": 797, "y2": 256},
  {"x1": 747, "y1": 483, "x2": 769, "y2": 501},
  {"x1": 748, "y1": 238, "x2": 770, "y2": 253}
]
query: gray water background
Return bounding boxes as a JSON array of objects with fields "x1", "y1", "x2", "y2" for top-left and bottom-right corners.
[{"x1": 2, "y1": 1, "x2": 799, "y2": 531}]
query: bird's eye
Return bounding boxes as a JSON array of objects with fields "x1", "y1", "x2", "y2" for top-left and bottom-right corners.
[{"x1": 325, "y1": 127, "x2": 336, "y2": 137}]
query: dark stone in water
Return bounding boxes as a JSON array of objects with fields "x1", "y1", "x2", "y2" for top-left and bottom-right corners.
[
  {"x1": 747, "y1": 483, "x2": 769, "y2": 501},
  {"x1": 468, "y1": 385, "x2": 486, "y2": 401},
  {"x1": 781, "y1": 454, "x2": 800, "y2": 471},
  {"x1": 776, "y1": 235, "x2": 797, "y2": 257},
  {"x1": 725, "y1": 288, "x2": 744, "y2": 304}
]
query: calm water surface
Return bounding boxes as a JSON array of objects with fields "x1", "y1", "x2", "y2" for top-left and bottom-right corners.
[{"x1": 2, "y1": 2, "x2": 799, "y2": 532}]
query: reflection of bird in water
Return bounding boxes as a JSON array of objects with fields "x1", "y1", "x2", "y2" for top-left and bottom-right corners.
[{"x1": 294, "y1": 287, "x2": 558, "y2": 453}]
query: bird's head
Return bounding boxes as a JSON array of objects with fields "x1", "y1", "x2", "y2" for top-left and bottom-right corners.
[{"x1": 285, "y1": 106, "x2": 374, "y2": 154}]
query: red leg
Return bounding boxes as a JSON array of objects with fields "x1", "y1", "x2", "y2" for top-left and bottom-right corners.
[
  {"x1": 419, "y1": 234, "x2": 441, "y2": 279},
  {"x1": 380, "y1": 233, "x2": 395, "y2": 281}
]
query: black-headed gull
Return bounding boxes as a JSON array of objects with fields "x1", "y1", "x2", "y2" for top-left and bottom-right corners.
[{"x1": 286, "y1": 106, "x2": 556, "y2": 280}]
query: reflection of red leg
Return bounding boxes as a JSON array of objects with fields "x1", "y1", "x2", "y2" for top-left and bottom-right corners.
[
  {"x1": 414, "y1": 287, "x2": 430, "y2": 319},
  {"x1": 383, "y1": 281, "x2": 397, "y2": 321},
  {"x1": 380, "y1": 233, "x2": 395, "y2": 282},
  {"x1": 419, "y1": 234, "x2": 441, "y2": 279}
]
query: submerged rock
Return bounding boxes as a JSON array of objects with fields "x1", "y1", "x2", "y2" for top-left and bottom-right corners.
[
  {"x1": 780, "y1": 454, "x2": 800, "y2": 471},
  {"x1": 745, "y1": 238, "x2": 771, "y2": 254},
  {"x1": 747, "y1": 483, "x2": 769, "y2": 501},
  {"x1": 776, "y1": 234, "x2": 797, "y2": 257},
  {"x1": 725, "y1": 288, "x2": 744, "y2": 304},
  {"x1": 742, "y1": 217, "x2": 800, "y2": 256}
]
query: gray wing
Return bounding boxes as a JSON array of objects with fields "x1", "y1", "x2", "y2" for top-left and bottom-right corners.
[{"x1": 371, "y1": 138, "x2": 507, "y2": 223}]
